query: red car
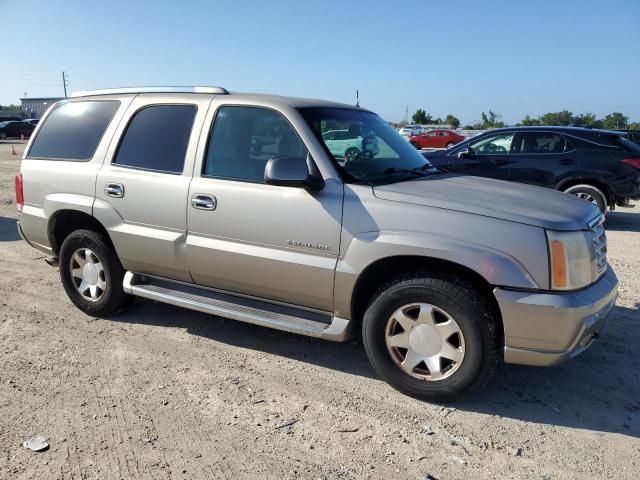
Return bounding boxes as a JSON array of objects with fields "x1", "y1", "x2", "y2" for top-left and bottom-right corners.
[{"x1": 409, "y1": 129, "x2": 465, "y2": 149}]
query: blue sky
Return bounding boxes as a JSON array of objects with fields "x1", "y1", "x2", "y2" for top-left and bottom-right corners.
[{"x1": 1, "y1": 0, "x2": 639, "y2": 124}]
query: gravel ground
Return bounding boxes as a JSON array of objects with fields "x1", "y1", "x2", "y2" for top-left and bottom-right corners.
[{"x1": 1, "y1": 141, "x2": 638, "y2": 480}]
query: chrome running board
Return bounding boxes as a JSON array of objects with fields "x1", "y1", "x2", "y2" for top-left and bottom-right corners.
[{"x1": 123, "y1": 272, "x2": 351, "y2": 341}]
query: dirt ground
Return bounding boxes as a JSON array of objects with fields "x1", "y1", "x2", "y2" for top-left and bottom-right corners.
[{"x1": 1, "y1": 140, "x2": 638, "y2": 480}]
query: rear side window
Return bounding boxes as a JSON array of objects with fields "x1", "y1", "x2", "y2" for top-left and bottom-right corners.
[
  {"x1": 113, "y1": 105, "x2": 196, "y2": 173},
  {"x1": 515, "y1": 133, "x2": 567, "y2": 153},
  {"x1": 28, "y1": 101, "x2": 120, "y2": 160}
]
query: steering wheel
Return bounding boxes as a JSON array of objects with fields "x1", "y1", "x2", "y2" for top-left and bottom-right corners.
[{"x1": 482, "y1": 143, "x2": 507, "y2": 153}]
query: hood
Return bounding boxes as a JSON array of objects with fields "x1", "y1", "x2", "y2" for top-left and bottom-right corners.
[{"x1": 373, "y1": 174, "x2": 600, "y2": 231}]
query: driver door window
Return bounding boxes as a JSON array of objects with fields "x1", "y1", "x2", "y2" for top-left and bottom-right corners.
[
  {"x1": 470, "y1": 133, "x2": 515, "y2": 154},
  {"x1": 203, "y1": 106, "x2": 308, "y2": 182}
]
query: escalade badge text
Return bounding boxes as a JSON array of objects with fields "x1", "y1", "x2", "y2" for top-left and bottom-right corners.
[{"x1": 287, "y1": 240, "x2": 331, "y2": 251}]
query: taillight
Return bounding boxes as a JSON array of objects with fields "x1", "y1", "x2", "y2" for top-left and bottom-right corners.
[
  {"x1": 15, "y1": 174, "x2": 23, "y2": 212},
  {"x1": 622, "y1": 158, "x2": 640, "y2": 170}
]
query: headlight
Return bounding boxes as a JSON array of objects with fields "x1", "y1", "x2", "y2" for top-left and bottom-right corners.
[{"x1": 546, "y1": 230, "x2": 595, "y2": 290}]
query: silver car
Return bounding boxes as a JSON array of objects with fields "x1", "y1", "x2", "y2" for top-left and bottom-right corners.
[{"x1": 15, "y1": 86, "x2": 618, "y2": 401}]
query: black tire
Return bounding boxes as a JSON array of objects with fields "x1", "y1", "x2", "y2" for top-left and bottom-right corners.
[
  {"x1": 59, "y1": 229, "x2": 132, "y2": 317},
  {"x1": 564, "y1": 185, "x2": 607, "y2": 214},
  {"x1": 362, "y1": 273, "x2": 500, "y2": 402},
  {"x1": 410, "y1": 142, "x2": 420, "y2": 149}
]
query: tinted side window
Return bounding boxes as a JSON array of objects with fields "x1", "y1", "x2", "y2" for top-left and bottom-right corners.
[
  {"x1": 28, "y1": 101, "x2": 120, "y2": 160},
  {"x1": 516, "y1": 133, "x2": 566, "y2": 153},
  {"x1": 470, "y1": 133, "x2": 514, "y2": 154},
  {"x1": 114, "y1": 105, "x2": 196, "y2": 173},
  {"x1": 203, "y1": 106, "x2": 307, "y2": 182}
]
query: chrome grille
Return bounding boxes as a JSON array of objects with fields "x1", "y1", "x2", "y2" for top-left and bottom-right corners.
[{"x1": 591, "y1": 223, "x2": 607, "y2": 273}]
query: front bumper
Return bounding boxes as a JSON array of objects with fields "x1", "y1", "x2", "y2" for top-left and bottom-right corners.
[{"x1": 495, "y1": 267, "x2": 618, "y2": 366}]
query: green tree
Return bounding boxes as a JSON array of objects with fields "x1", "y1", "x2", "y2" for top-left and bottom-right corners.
[
  {"x1": 0, "y1": 104, "x2": 22, "y2": 112},
  {"x1": 412, "y1": 108, "x2": 433, "y2": 124},
  {"x1": 628, "y1": 121, "x2": 640, "y2": 130},
  {"x1": 478, "y1": 110, "x2": 505, "y2": 129},
  {"x1": 444, "y1": 114, "x2": 460, "y2": 129},
  {"x1": 573, "y1": 113, "x2": 604, "y2": 128},
  {"x1": 602, "y1": 112, "x2": 628, "y2": 130},
  {"x1": 539, "y1": 110, "x2": 573, "y2": 126},
  {"x1": 518, "y1": 115, "x2": 541, "y2": 126}
]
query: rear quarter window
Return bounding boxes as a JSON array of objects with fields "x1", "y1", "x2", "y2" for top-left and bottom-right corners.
[{"x1": 28, "y1": 101, "x2": 120, "y2": 160}]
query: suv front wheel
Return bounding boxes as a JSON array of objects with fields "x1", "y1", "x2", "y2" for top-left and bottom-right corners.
[
  {"x1": 59, "y1": 229, "x2": 131, "y2": 317},
  {"x1": 362, "y1": 273, "x2": 500, "y2": 402}
]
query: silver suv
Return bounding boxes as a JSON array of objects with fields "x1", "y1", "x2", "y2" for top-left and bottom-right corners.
[{"x1": 15, "y1": 87, "x2": 618, "y2": 401}]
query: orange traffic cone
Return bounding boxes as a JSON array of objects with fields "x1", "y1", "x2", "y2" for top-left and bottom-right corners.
[{"x1": 11, "y1": 145, "x2": 17, "y2": 156}]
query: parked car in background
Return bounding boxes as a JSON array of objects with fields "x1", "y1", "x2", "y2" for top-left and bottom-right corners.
[
  {"x1": 423, "y1": 127, "x2": 640, "y2": 213},
  {"x1": 23, "y1": 119, "x2": 40, "y2": 126},
  {"x1": 0, "y1": 121, "x2": 35, "y2": 139},
  {"x1": 398, "y1": 125, "x2": 422, "y2": 137},
  {"x1": 409, "y1": 129, "x2": 465, "y2": 150},
  {"x1": 322, "y1": 128, "x2": 379, "y2": 162},
  {"x1": 0, "y1": 116, "x2": 22, "y2": 123}
]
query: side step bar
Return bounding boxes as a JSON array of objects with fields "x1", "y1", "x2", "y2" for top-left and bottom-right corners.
[{"x1": 123, "y1": 272, "x2": 351, "y2": 341}]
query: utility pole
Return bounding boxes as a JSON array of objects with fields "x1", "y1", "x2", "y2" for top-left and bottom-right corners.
[
  {"x1": 356, "y1": 89, "x2": 359, "y2": 107},
  {"x1": 62, "y1": 71, "x2": 69, "y2": 98}
]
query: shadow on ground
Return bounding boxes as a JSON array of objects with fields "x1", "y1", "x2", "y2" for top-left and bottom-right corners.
[
  {"x1": 110, "y1": 299, "x2": 640, "y2": 438},
  {"x1": 0, "y1": 216, "x2": 20, "y2": 241},
  {"x1": 605, "y1": 210, "x2": 640, "y2": 232}
]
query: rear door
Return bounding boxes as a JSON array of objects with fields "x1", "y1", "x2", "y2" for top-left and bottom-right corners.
[
  {"x1": 94, "y1": 95, "x2": 211, "y2": 281},
  {"x1": 445, "y1": 131, "x2": 515, "y2": 181},
  {"x1": 509, "y1": 131, "x2": 577, "y2": 187}
]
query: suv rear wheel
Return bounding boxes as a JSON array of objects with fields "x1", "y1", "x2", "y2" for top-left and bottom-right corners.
[
  {"x1": 362, "y1": 273, "x2": 499, "y2": 402},
  {"x1": 564, "y1": 184, "x2": 607, "y2": 214},
  {"x1": 59, "y1": 229, "x2": 131, "y2": 317}
]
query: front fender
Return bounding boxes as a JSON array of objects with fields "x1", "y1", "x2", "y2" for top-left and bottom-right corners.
[{"x1": 333, "y1": 230, "x2": 539, "y2": 320}]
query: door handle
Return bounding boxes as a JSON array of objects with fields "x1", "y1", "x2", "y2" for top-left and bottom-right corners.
[
  {"x1": 559, "y1": 159, "x2": 575, "y2": 165},
  {"x1": 191, "y1": 194, "x2": 217, "y2": 211},
  {"x1": 494, "y1": 159, "x2": 509, "y2": 166},
  {"x1": 104, "y1": 183, "x2": 124, "y2": 198}
]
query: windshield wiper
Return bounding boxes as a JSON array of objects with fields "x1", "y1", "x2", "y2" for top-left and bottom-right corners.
[{"x1": 384, "y1": 167, "x2": 434, "y2": 177}]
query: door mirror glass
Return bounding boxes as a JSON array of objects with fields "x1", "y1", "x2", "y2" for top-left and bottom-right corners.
[{"x1": 264, "y1": 156, "x2": 324, "y2": 190}]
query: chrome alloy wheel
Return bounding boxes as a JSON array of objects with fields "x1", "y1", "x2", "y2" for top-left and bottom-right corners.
[
  {"x1": 69, "y1": 248, "x2": 107, "y2": 302},
  {"x1": 385, "y1": 303, "x2": 465, "y2": 381},
  {"x1": 572, "y1": 191, "x2": 597, "y2": 206}
]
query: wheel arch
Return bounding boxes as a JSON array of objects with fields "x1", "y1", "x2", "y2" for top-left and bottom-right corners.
[
  {"x1": 348, "y1": 255, "x2": 504, "y2": 343},
  {"x1": 48, "y1": 209, "x2": 115, "y2": 256}
]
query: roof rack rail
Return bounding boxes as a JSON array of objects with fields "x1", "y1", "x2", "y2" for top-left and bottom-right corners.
[{"x1": 69, "y1": 86, "x2": 229, "y2": 98}]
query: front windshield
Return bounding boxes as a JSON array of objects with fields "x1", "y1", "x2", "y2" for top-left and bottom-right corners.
[{"x1": 299, "y1": 107, "x2": 437, "y2": 183}]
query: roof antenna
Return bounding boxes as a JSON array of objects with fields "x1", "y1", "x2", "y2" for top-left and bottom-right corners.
[{"x1": 356, "y1": 89, "x2": 360, "y2": 108}]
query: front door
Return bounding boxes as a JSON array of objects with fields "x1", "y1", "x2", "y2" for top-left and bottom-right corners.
[
  {"x1": 186, "y1": 105, "x2": 343, "y2": 311},
  {"x1": 446, "y1": 131, "x2": 515, "y2": 181}
]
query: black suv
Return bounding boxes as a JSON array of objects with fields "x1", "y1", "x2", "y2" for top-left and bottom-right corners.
[{"x1": 424, "y1": 127, "x2": 640, "y2": 213}]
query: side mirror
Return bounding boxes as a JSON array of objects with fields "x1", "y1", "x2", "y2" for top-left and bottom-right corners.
[
  {"x1": 457, "y1": 147, "x2": 475, "y2": 159},
  {"x1": 264, "y1": 157, "x2": 324, "y2": 191}
]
